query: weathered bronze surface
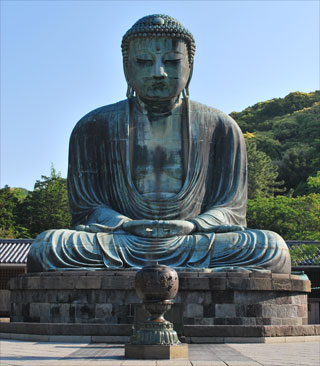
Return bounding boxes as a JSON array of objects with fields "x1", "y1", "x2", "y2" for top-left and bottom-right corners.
[{"x1": 27, "y1": 14, "x2": 291, "y2": 274}]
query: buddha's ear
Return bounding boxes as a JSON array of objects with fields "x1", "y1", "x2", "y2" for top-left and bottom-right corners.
[
  {"x1": 123, "y1": 59, "x2": 129, "y2": 82},
  {"x1": 123, "y1": 60, "x2": 134, "y2": 98},
  {"x1": 183, "y1": 63, "x2": 194, "y2": 99}
]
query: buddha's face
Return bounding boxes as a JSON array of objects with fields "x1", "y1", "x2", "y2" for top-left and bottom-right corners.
[{"x1": 125, "y1": 38, "x2": 190, "y2": 100}]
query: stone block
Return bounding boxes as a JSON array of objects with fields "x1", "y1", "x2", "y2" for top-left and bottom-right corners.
[
  {"x1": 86, "y1": 290, "x2": 106, "y2": 304},
  {"x1": 184, "y1": 325, "x2": 265, "y2": 338},
  {"x1": 213, "y1": 318, "x2": 226, "y2": 325},
  {"x1": 247, "y1": 304, "x2": 263, "y2": 317},
  {"x1": 199, "y1": 272, "x2": 227, "y2": 278},
  {"x1": 224, "y1": 336, "x2": 265, "y2": 343},
  {"x1": 178, "y1": 271, "x2": 199, "y2": 278},
  {"x1": 125, "y1": 343, "x2": 188, "y2": 359},
  {"x1": 92, "y1": 335, "x2": 131, "y2": 343},
  {"x1": 291, "y1": 279, "x2": 311, "y2": 292},
  {"x1": 95, "y1": 303, "x2": 113, "y2": 318},
  {"x1": 290, "y1": 274, "x2": 302, "y2": 280},
  {"x1": 184, "y1": 317, "x2": 195, "y2": 325},
  {"x1": 179, "y1": 277, "x2": 210, "y2": 290},
  {"x1": 183, "y1": 291, "x2": 205, "y2": 304},
  {"x1": 281, "y1": 318, "x2": 302, "y2": 326},
  {"x1": 8, "y1": 277, "x2": 19, "y2": 290},
  {"x1": 235, "y1": 305, "x2": 247, "y2": 317},
  {"x1": 213, "y1": 290, "x2": 234, "y2": 304},
  {"x1": 249, "y1": 278, "x2": 272, "y2": 291},
  {"x1": 185, "y1": 303, "x2": 203, "y2": 318},
  {"x1": 55, "y1": 291, "x2": 71, "y2": 303},
  {"x1": 209, "y1": 278, "x2": 227, "y2": 290},
  {"x1": 250, "y1": 272, "x2": 272, "y2": 278},
  {"x1": 274, "y1": 295, "x2": 293, "y2": 305},
  {"x1": 194, "y1": 317, "x2": 214, "y2": 325},
  {"x1": 226, "y1": 278, "x2": 251, "y2": 290},
  {"x1": 291, "y1": 294, "x2": 307, "y2": 305},
  {"x1": 203, "y1": 303, "x2": 215, "y2": 317},
  {"x1": 190, "y1": 336, "x2": 224, "y2": 343},
  {"x1": 29, "y1": 303, "x2": 40, "y2": 319},
  {"x1": 39, "y1": 303, "x2": 51, "y2": 322},
  {"x1": 75, "y1": 303, "x2": 96, "y2": 320},
  {"x1": 40, "y1": 276, "x2": 75, "y2": 290},
  {"x1": 25, "y1": 276, "x2": 41, "y2": 289},
  {"x1": 227, "y1": 272, "x2": 250, "y2": 278},
  {"x1": 271, "y1": 273, "x2": 290, "y2": 279},
  {"x1": 272, "y1": 279, "x2": 292, "y2": 291},
  {"x1": 75, "y1": 276, "x2": 101, "y2": 289},
  {"x1": 101, "y1": 276, "x2": 132, "y2": 289},
  {"x1": 215, "y1": 304, "x2": 236, "y2": 318},
  {"x1": 297, "y1": 304, "x2": 308, "y2": 318}
]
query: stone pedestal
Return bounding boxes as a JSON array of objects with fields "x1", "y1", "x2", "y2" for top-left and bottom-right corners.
[
  {"x1": 9, "y1": 271, "x2": 310, "y2": 327},
  {"x1": 125, "y1": 343, "x2": 188, "y2": 359}
]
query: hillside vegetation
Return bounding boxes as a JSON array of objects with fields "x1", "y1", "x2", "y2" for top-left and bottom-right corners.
[{"x1": 230, "y1": 91, "x2": 320, "y2": 195}]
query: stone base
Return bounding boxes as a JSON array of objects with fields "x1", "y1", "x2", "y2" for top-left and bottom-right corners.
[
  {"x1": 1, "y1": 323, "x2": 320, "y2": 343},
  {"x1": 9, "y1": 271, "x2": 311, "y2": 326},
  {"x1": 125, "y1": 343, "x2": 188, "y2": 359}
]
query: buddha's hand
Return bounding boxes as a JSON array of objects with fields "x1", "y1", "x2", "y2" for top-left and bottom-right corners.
[
  {"x1": 209, "y1": 224, "x2": 246, "y2": 233},
  {"x1": 122, "y1": 220, "x2": 196, "y2": 238},
  {"x1": 75, "y1": 224, "x2": 118, "y2": 233}
]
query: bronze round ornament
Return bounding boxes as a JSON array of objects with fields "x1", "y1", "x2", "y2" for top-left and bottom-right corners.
[{"x1": 135, "y1": 262, "x2": 179, "y2": 301}]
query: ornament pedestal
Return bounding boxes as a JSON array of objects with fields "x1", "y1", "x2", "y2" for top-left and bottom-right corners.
[{"x1": 125, "y1": 343, "x2": 188, "y2": 359}]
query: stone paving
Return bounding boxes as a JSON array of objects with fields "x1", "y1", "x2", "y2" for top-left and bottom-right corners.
[{"x1": 0, "y1": 340, "x2": 319, "y2": 366}]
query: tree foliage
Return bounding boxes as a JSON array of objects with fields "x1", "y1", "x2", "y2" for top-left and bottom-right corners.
[
  {"x1": 244, "y1": 133, "x2": 284, "y2": 199},
  {"x1": 17, "y1": 166, "x2": 71, "y2": 237},
  {"x1": 231, "y1": 91, "x2": 320, "y2": 194},
  {"x1": 247, "y1": 193, "x2": 320, "y2": 241},
  {"x1": 0, "y1": 166, "x2": 71, "y2": 239}
]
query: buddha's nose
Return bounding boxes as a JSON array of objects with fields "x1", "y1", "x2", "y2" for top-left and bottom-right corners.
[{"x1": 153, "y1": 60, "x2": 168, "y2": 79}]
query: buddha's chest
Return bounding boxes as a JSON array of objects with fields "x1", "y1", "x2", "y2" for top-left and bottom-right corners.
[{"x1": 130, "y1": 113, "x2": 187, "y2": 198}]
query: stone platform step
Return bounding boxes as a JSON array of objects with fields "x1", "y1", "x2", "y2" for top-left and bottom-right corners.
[{"x1": 1, "y1": 322, "x2": 319, "y2": 343}]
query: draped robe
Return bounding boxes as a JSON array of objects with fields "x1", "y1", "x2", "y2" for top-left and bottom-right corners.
[{"x1": 27, "y1": 99, "x2": 291, "y2": 273}]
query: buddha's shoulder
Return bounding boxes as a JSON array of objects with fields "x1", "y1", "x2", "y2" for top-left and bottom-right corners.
[
  {"x1": 189, "y1": 100, "x2": 238, "y2": 128},
  {"x1": 73, "y1": 100, "x2": 127, "y2": 130}
]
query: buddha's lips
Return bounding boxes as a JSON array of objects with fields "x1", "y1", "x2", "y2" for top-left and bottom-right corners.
[{"x1": 150, "y1": 82, "x2": 167, "y2": 89}]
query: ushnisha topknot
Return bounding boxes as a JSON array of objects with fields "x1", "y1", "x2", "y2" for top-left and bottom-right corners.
[{"x1": 121, "y1": 14, "x2": 196, "y2": 67}]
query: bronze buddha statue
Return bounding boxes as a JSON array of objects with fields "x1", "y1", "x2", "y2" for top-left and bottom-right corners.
[{"x1": 27, "y1": 15, "x2": 291, "y2": 273}]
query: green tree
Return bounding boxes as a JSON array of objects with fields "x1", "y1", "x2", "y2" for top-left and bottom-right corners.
[
  {"x1": 17, "y1": 166, "x2": 71, "y2": 237},
  {"x1": 0, "y1": 186, "x2": 29, "y2": 238},
  {"x1": 247, "y1": 194, "x2": 320, "y2": 240},
  {"x1": 306, "y1": 171, "x2": 320, "y2": 194},
  {"x1": 244, "y1": 133, "x2": 284, "y2": 199}
]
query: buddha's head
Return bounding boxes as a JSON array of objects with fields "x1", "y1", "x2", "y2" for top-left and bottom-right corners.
[{"x1": 122, "y1": 15, "x2": 195, "y2": 101}]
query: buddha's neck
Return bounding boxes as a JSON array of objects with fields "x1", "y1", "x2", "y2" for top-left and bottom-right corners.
[{"x1": 136, "y1": 96, "x2": 181, "y2": 116}]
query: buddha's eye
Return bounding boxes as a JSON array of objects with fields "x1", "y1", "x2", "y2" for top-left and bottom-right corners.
[
  {"x1": 164, "y1": 59, "x2": 181, "y2": 66},
  {"x1": 136, "y1": 59, "x2": 153, "y2": 66}
]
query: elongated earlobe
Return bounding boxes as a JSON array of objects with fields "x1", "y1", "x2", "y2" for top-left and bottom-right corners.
[{"x1": 182, "y1": 87, "x2": 189, "y2": 99}]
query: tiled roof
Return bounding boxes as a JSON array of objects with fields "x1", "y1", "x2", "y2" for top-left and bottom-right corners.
[
  {"x1": 0, "y1": 239, "x2": 319, "y2": 266},
  {"x1": 287, "y1": 241, "x2": 320, "y2": 266},
  {"x1": 0, "y1": 239, "x2": 33, "y2": 264}
]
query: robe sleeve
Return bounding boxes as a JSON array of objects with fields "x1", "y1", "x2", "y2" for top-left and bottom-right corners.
[
  {"x1": 67, "y1": 106, "x2": 130, "y2": 229},
  {"x1": 190, "y1": 111, "x2": 247, "y2": 230}
]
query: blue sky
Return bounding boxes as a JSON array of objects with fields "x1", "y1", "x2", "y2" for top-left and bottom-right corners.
[{"x1": 1, "y1": 0, "x2": 319, "y2": 191}]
